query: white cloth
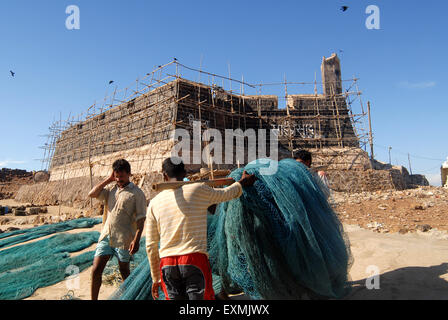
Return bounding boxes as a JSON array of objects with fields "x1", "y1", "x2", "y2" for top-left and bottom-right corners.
[{"x1": 312, "y1": 171, "x2": 331, "y2": 199}]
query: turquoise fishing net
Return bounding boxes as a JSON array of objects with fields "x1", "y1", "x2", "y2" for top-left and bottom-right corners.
[
  {"x1": 108, "y1": 257, "x2": 153, "y2": 300},
  {"x1": 0, "y1": 231, "x2": 100, "y2": 300},
  {"x1": 0, "y1": 217, "x2": 101, "y2": 249},
  {"x1": 108, "y1": 158, "x2": 352, "y2": 300},
  {"x1": 208, "y1": 158, "x2": 353, "y2": 299},
  {"x1": 103, "y1": 237, "x2": 148, "y2": 282}
]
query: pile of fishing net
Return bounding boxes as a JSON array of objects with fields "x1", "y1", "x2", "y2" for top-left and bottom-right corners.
[
  {"x1": 0, "y1": 217, "x2": 101, "y2": 249},
  {"x1": 208, "y1": 158, "x2": 353, "y2": 299},
  {"x1": 109, "y1": 158, "x2": 353, "y2": 300},
  {"x1": 0, "y1": 231, "x2": 100, "y2": 299}
]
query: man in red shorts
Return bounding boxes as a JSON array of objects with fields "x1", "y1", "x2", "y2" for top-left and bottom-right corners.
[{"x1": 146, "y1": 157, "x2": 256, "y2": 300}]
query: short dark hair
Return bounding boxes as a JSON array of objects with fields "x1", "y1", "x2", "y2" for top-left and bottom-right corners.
[
  {"x1": 294, "y1": 150, "x2": 312, "y2": 162},
  {"x1": 112, "y1": 159, "x2": 131, "y2": 174},
  {"x1": 162, "y1": 157, "x2": 186, "y2": 178}
]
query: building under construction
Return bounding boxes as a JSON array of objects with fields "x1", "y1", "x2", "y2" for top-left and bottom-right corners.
[
  {"x1": 43, "y1": 54, "x2": 370, "y2": 180},
  {"x1": 20, "y1": 53, "x2": 426, "y2": 208}
]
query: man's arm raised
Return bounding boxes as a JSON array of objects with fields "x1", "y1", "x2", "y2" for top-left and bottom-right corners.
[{"x1": 88, "y1": 171, "x2": 115, "y2": 199}]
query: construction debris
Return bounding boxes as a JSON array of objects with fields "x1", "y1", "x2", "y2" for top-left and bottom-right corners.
[
  {"x1": 333, "y1": 186, "x2": 448, "y2": 233},
  {"x1": 0, "y1": 168, "x2": 34, "y2": 200}
]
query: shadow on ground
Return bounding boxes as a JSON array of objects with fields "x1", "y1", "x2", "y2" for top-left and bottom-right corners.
[{"x1": 345, "y1": 263, "x2": 448, "y2": 299}]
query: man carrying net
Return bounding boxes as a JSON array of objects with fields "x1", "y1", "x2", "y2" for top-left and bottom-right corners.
[
  {"x1": 294, "y1": 150, "x2": 331, "y2": 199},
  {"x1": 146, "y1": 157, "x2": 256, "y2": 300}
]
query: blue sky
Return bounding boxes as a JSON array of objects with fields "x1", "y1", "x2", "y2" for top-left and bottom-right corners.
[{"x1": 0, "y1": 0, "x2": 446, "y2": 185}]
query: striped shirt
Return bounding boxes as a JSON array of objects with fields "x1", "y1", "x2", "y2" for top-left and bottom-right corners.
[{"x1": 145, "y1": 182, "x2": 243, "y2": 283}]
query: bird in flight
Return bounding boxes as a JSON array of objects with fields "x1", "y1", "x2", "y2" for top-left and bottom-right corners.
[
  {"x1": 340, "y1": 6, "x2": 349, "y2": 12},
  {"x1": 10, "y1": 70, "x2": 15, "y2": 77},
  {"x1": 108, "y1": 80, "x2": 114, "y2": 85}
]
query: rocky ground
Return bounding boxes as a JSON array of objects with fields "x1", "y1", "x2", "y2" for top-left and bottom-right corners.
[
  {"x1": 0, "y1": 199, "x2": 100, "y2": 233},
  {"x1": 3, "y1": 184, "x2": 448, "y2": 236},
  {"x1": 332, "y1": 186, "x2": 448, "y2": 235},
  {"x1": 1, "y1": 184, "x2": 448, "y2": 300},
  {"x1": 0, "y1": 168, "x2": 34, "y2": 200}
]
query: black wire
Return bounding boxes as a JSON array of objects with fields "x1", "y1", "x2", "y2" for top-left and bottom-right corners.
[{"x1": 373, "y1": 143, "x2": 444, "y2": 161}]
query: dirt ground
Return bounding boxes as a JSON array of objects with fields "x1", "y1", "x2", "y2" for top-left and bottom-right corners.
[
  {"x1": 1, "y1": 186, "x2": 448, "y2": 300},
  {"x1": 21, "y1": 222, "x2": 448, "y2": 300}
]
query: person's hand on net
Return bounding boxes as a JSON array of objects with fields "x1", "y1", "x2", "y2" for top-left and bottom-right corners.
[{"x1": 239, "y1": 170, "x2": 257, "y2": 187}]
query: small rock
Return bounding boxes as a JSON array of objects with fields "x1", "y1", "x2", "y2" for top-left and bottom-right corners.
[
  {"x1": 413, "y1": 204, "x2": 426, "y2": 210},
  {"x1": 13, "y1": 209, "x2": 27, "y2": 216},
  {"x1": 6, "y1": 227, "x2": 20, "y2": 232},
  {"x1": 26, "y1": 207, "x2": 40, "y2": 215},
  {"x1": 367, "y1": 221, "x2": 383, "y2": 229},
  {"x1": 0, "y1": 217, "x2": 10, "y2": 225},
  {"x1": 34, "y1": 171, "x2": 50, "y2": 183},
  {"x1": 398, "y1": 228, "x2": 408, "y2": 234},
  {"x1": 38, "y1": 207, "x2": 48, "y2": 214},
  {"x1": 17, "y1": 219, "x2": 28, "y2": 225},
  {"x1": 378, "y1": 204, "x2": 388, "y2": 210},
  {"x1": 416, "y1": 224, "x2": 432, "y2": 232},
  {"x1": 32, "y1": 216, "x2": 41, "y2": 224}
]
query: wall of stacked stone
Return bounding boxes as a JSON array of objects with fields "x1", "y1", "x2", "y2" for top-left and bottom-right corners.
[
  {"x1": 327, "y1": 167, "x2": 429, "y2": 193},
  {"x1": 310, "y1": 147, "x2": 372, "y2": 170},
  {"x1": 327, "y1": 169, "x2": 400, "y2": 192}
]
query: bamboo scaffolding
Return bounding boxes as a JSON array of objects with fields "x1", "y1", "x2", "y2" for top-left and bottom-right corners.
[{"x1": 44, "y1": 59, "x2": 369, "y2": 176}]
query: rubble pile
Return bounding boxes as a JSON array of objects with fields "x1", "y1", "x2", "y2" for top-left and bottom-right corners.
[
  {"x1": 332, "y1": 186, "x2": 448, "y2": 234},
  {"x1": 0, "y1": 168, "x2": 34, "y2": 200}
]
